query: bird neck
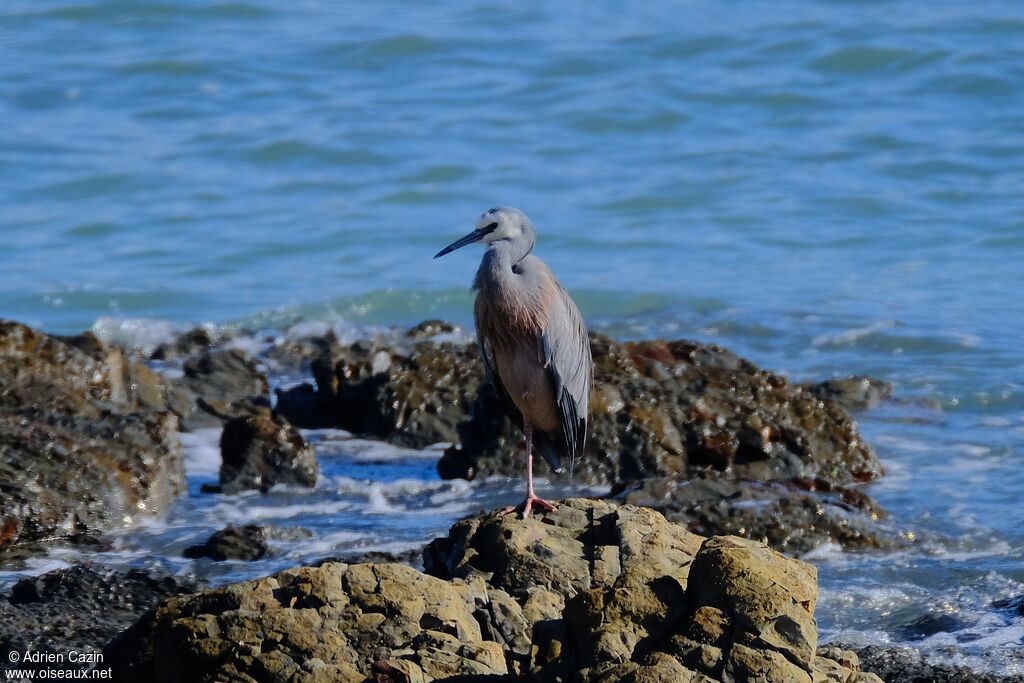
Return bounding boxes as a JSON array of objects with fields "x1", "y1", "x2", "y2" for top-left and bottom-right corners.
[{"x1": 475, "y1": 240, "x2": 528, "y2": 294}]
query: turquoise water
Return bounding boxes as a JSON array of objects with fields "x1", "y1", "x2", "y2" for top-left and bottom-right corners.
[{"x1": 2, "y1": 1, "x2": 1023, "y2": 675}]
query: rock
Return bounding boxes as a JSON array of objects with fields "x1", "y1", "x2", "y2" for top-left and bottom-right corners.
[
  {"x1": 406, "y1": 319, "x2": 459, "y2": 340},
  {"x1": 106, "y1": 499, "x2": 877, "y2": 682},
  {"x1": 263, "y1": 329, "x2": 347, "y2": 375},
  {"x1": 426, "y1": 499, "x2": 859, "y2": 682},
  {"x1": 688, "y1": 536, "x2": 818, "y2": 672},
  {"x1": 424, "y1": 498, "x2": 704, "y2": 599},
  {"x1": 897, "y1": 611, "x2": 965, "y2": 641},
  {"x1": 849, "y1": 644, "x2": 1023, "y2": 683},
  {"x1": 315, "y1": 546, "x2": 424, "y2": 569},
  {"x1": 278, "y1": 338, "x2": 486, "y2": 449},
  {"x1": 53, "y1": 330, "x2": 108, "y2": 358},
  {"x1": 174, "y1": 348, "x2": 271, "y2": 430},
  {"x1": 455, "y1": 336, "x2": 882, "y2": 486},
  {"x1": 613, "y1": 476, "x2": 899, "y2": 554},
  {"x1": 992, "y1": 594, "x2": 1024, "y2": 617},
  {"x1": 183, "y1": 524, "x2": 268, "y2": 561},
  {"x1": 0, "y1": 565, "x2": 199, "y2": 671},
  {"x1": 150, "y1": 327, "x2": 219, "y2": 361},
  {"x1": 800, "y1": 376, "x2": 893, "y2": 412},
  {"x1": 276, "y1": 326, "x2": 882, "y2": 488},
  {"x1": 271, "y1": 322, "x2": 891, "y2": 556},
  {"x1": 0, "y1": 321, "x2": 186, "y2": 549},
  {"x1": 104, "y1": 562, "x2": 505, "y2": 682},
  {"x1": 217, "y1": 414, "x2": 318, "y2": 493}
]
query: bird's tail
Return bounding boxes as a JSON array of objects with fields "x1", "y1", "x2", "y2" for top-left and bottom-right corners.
[{"x1": 532, "y1": 430, "x2": 564, "y2": 475}]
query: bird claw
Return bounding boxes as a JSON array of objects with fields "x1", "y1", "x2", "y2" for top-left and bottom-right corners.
[{"x1": 501, "y1": 495, "x2": 556, "y2": 519}]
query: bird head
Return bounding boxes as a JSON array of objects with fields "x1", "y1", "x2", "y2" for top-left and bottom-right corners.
[{"x1": 434, "y1": 207, "x2": 535, "y2": 259}]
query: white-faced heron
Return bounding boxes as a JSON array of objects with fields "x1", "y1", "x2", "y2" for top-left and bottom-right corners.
[{"x1": 435, "y1": 207, "x2": 592, "y2": 517}]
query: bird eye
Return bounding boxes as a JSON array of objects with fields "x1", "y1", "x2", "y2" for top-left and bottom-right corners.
[{"x1": 481, "y1": 222, "x2": 499, "y2": 233}]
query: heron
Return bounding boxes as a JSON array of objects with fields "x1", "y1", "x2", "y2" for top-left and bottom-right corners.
[{"x1": 435, "y1": 207, "x2": 592, "y2": 517}]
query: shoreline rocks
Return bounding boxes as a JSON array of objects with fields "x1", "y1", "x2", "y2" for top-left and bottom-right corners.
[
  {"x1": 175, "y1": 348, "x2": 272, "y2": 430},
  {"x1": 0, "y1": 321, "x2": 186, "y2": 551},
  {"x1": 611, "y1": 475, "x2": 900, "y2": 555},
  {"x1": 0, "y1": 565, "x2": 200, "y2": 672},
  {"x1": 216, "y1": 414, "x2": 318, "y2": 493},
  {"x1": 271, "y1": 330, "x2": 884, "y2": 489},
  {"x1": 266, "y1": 322, "x2": 898, "y2": 552},
  {"x1": 104, "y1": 499, "x2": 880, "y2": 682},
  {"x1": 846, "y1": 644, "x2": 1024, "y2": 683},
  {"x1": 183, "y1": 524, "x2": 269, "y2": 561},
  {"x1": 799, "y1": 377, "x2": 894, "y2": 413},
  {"x1": 3, "y1": 318, "x2": 954, "y2": 681}
]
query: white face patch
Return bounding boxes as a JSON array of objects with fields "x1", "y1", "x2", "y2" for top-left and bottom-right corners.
[{"x1": 477, "y1": 211, "x2": 521, "y2": 243}]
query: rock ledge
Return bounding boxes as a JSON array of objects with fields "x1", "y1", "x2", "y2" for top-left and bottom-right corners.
[{"x1": 105, "y1": 499, "x2": 881, "y2": 683}]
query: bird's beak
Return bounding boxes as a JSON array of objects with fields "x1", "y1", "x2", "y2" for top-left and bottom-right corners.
[{"x1": 434, "y1": 229, "x2": 485, "y2": 259}]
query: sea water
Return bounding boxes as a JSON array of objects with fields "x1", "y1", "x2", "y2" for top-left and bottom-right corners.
[{"x1": 1, "y1": 1, "x2": 1022, "y2": 675}]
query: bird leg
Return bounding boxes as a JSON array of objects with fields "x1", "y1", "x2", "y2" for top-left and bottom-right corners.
[{"x1": 502, "y1": 422, "x2": 556, "y2": 518}]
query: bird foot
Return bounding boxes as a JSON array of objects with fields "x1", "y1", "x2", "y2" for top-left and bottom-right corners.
[{"x1": 501, "y1": 495, "x2": 556, "y2": 519}]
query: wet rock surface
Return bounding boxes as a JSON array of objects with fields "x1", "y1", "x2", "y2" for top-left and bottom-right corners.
[
  {"x1": 0, "y1": 565, "x2": 199, "y2": 671},
  {"x1": 216, "y1": 414, "x2": 318, "y2": 493},
  {"x1": 316, "y1": 546, "x2": 424, "y2": 569},
  {"x1": 150, "y1": 326, "x2": 221, "y2": 361},
  {"x1": 612, "y1": 476, "x2": 899, "y2": 555},
  {"x1": 174, "y1": 348, "x2": 272, "y2": 430},
  {"x1": 269, "y1": 324, "x2": 895, "y2": 553},
  {"x1": 0, "y1": 321, "x2": 186, "y2": 550},
  {"x1": 799, "y1": 376, "x2": 894, "y2": 413},
  {"x1": 183, "y1": 524, "x2": 269, "y2": 561},
  {"x1": 848, "y1": 644, "x2": 1024, "y2": 683},
  {"x1": 106, "y1": 499, "x2": 880, "y2": 682},
  {"x1": 274, "y1": 331, "x2": 882, "y2": 488}
]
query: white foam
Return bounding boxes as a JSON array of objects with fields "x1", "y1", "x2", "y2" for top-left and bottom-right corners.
[
  {"x1": 428, "y1": 479, "x2": 473, "y2": 505},
  {"x1": 274, "y1": 530, "x2": 366, "y2": 557},
  {"x1": 179, "y1": 428, "x2": 224, "y2": 478},
  {"x1": 946, "y1": 331, "x2": 983, "y2": 348},
  {"x1": 812, "y1": 319, "x2": 897, "y2": 347},
  {"x1": 953, "y1": 443, "x2": 992, "y2": 457},
  {"x1": 800, "y1": 540, "x2": 844, "y2": 561},
  {"x1": 366, "y1": 483, "x2": 398, "y2": 513},
  {"x1": 282, "y1": 316, "x2": 388, "y2": 348},
  {"x1": 331, "y1": 476, "x2": 447, "y2": 497},
  {"x1": 92, "y1": 316, "x2": 190, "y2": 355},
  {"x1": 206, "y1": 498, "x2": 354, "y2": 523},
  {"x1": 427, "y1": 330, "x2": 473, "y2": 345},
  {"x1": 0, "y1": 557, "x2": 72, "y2": 585},
  {"x1": 344, "y1": 438, "x2": 446, "y2": 461},
  {"x1": 921, "y1": 540, "x2": 1013, "y2": 561},
  {"x1": 224, "y1": 333, "x2": 268, "y2": 358},
  {"x1": 303, "y1": 428, "x2": 355, "y2": 447},
  {"x1": 321, "y1": 476, "x2": 478, "y2": 517},
  {"x1": 873, "y1": 434, "x2": 934, "y2": 453}
]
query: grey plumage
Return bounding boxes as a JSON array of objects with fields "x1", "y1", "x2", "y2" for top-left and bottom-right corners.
[{"x1": 435, "y1": 207, "x2": 592, "y2": 515}]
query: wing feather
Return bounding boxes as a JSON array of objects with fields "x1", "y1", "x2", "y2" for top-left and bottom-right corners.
[{"x1": 539, "y1": 284, "x2": 592, "y2": 476}]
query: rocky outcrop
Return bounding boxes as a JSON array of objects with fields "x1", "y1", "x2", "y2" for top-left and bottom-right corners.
[
  {"x1": 173, "y1": 348, "x2": 272, "y2": 430},
  {"x1": 612, "y1": 476, "x2": 900, "y2": 555},
  {"x1": 183, "y1": 524, "x2": 268, "y2": 561},
  {"x1": 799, "y1": 377, "x2": 893, "y2": 413},
  {"x1": 274, "y1": 331, "x2": 882, "y2": 489},
  {"x1": 849, "y1": 644, "x2": 1022, "y2": 683},
  {"x1": 150, "y1": 326, "x2": 220, "y2": 361},
  {"x1": 105, "y1": 561, "x2": 505, "y2": 682},
  {"x1": 269, "y1": 325, "x2": 892, "y2": 552},
  {"x1": 106, "y1": 499, "x2": 882, "y2": 682},
  {"x1": 0, "y1": 321, "x2": 186, "y2": 550},
  {"x1": 0, "y1": 565, "x2": 199, "y2": 671},
  {"x1": 215, "y1": 414, "x2": 318, "y2": 493}
]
